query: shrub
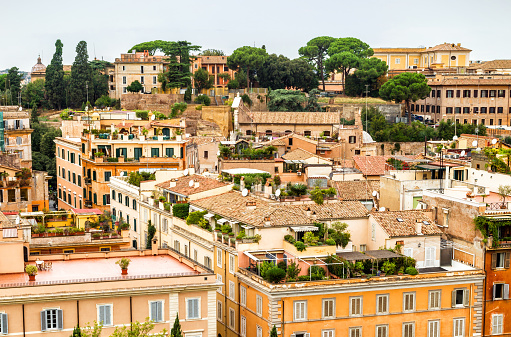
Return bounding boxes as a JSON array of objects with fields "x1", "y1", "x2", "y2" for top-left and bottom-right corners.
[
  {"x1": 284, "y1": 234, "x2": 295, "y2": 244},
  {"x1": 290, "y1": 183, "x2": 307, "y2": 196},
  {"x1": 298, "y1": 275, "x2": 311, "y2": 281},
  {"x1": 277, "y1": 261, "x2": 287, "y2": 271},
  {"x1": 194, "y1": 95, "x2": 211, "y2": 106},
  {"x1": 265, "y1": 267, "x2": 286, "y2": 283},
  {"x1": 381, "y1": 261, "x2": 396, "y2": 275},
  {"x1": 236, "y1": 230, "x2": 246, "y2": 239},
  {"x1": 184, "y1": 86, "x2": 192, "y2": 102},
  {"x1": 241, "y1": 94, "x2": 252, "y2": 107},
  {"x1": 303, "y1": 232, "x2": 318, "y2": 246},
  {"x1": 259, "y1": 261, "x2": 274, "y2": 279},
  {"x1": 308, "y1": 265, "x2": 326, "y2": 280},
  {"x1": 286, "y1": 261, "x2": 301, "y2": 280},
  {"x1": 405, "y1": 266, "x2": 418, "y2": 275},
  {"x1": 25, "y1": 264, "x2": 38, "y2": 276},
  {"x1": 135, "y1": 110, "x2": 149, "y2": 120},
  {"x1": 170, "y1": 102, "x2": 188, "y2": 118},
  {"x1": 127, "y1": 171, "x2": 155, "y2": 187},
  {"x1": 221, "y1": 224, "x2": 232, "y2": 234},
  {"x1": 310, "y1": 187, "x2": 324, "y2": 205},
  {"x1": 172, "y1": 203, "x2": 189, "y2": 219},
  {"x1": 325, "y1": 238, "x2": 336, "y2": 245},
  {"x1": 294, "y1": 241, "x2": 306, "y2": 252},
  {"x1": 186, "y1": 211, "x2": 207, "y2": 225}
]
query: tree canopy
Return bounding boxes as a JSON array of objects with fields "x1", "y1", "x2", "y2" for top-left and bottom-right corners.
[
  {"x1": 126, "y1": 80, "x2": 143, "y2": 93},
  {"x1": 45, "y1": 39, "x2": 65, "y2": 109},
  {"x1": 193, "y1": 68, "x2": 214, "y2": 92},
  {"x1": 267, "y1": 89, "x2": 307, "y2": 111},
  {"x1": 257, "y1": 54, "x2": 318, "y2": 92},
  {"x1": 298, "y1": 36, "x2": 335, "y2": 91},
  {"x1": 379, "y1": 72, "x2": 431, "y2": 123},
  {"x1": 199, "y1": 49, "x2": 224, "y2": 56},
  {"x1": 157, "y1": 41, "x2": 201, "y2": 89},
  {"x1": 227, "y1": 46, "x2": 268, "y2": 89},
  {"x1": 69, "y1": 41, "x2": 92, "y2": 108},
  {"x1": 344, "y1": 57, "x2": 388, "y2": 96}
]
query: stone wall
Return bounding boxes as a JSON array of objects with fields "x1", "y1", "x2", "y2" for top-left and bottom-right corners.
[
  {"x1": 121, "y1": 94, "x2": 183, "y2": 112},
  {"x1": 201, "y1": 106, "x2": 232, "y2": 138},
  {"x1": 374, "y1": 142, "x2": 425, "y2": 156}
]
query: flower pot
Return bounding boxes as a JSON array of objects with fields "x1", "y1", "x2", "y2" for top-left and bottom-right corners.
[
  {"x1": 121, "y1": 268, "x2": 128, "y2": 275},
  {"x1": 29, "y1": 275, "x2": 36, "y2": 282}
]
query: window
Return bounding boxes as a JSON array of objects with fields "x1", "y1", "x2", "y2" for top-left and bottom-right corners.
[
  {"x1": 360, "y1": 244, "x2": 366, "y2": 252},
  {"x1": 349, "y1": 327, "x2": 361, "y2": 337},
  {"x1": 257, "y1": 326, "x2": 262, "y2": 337},
  {"x1": 186, "y1": 298, "x2": 200, "y2": 319},
  {"x1": 240, "y1": 316, "x2": 246, "y2": 337},
  {"x1": 140, "y1": 76, "x2": 144, "y2": 84},
  {"x1": 376, "y1": 294, "x2": 389, "y2": 314},
  {"x1": 446, "y1": 107, "x2": 453, "y2": 114},
  {"x1": 349, "y1": 136, "x2": 356, "y2": 143},
  {"x1": 463, "y1": 90, "x2": 471, "y2": 98},
  {"x1": 217, "y1": 274, "x2": 222, "y2": 294},
  {"x1": 0, "y1": 313, "x2": 7, "y2": 334},
  {"x1": 498, "y1": 107, "x2": 504, "y2": 114},
  {"x1": 403, "y1": 292, "x2": 415, "y2": 312},
  {"x1": 322, "y1": 330, "x2": 334, "y2": 337},
  {"x1": 413, "y1": 58, "x2": 419, "y2": 64},
  {"x1": 453, "y1": 318, "x2": 465, "y2": 337},
  {"x1": 498, "y1": 90, "x2": 505, "y2": 98},
  {"x1": 41, "y1": 309, "x2": 63, "y2": 331},
  {"x1": 403, "y1": 322, "x2": 415, "y2": 337},
  {"x1": 452, "y1": 289, "x2": 469, "y2": 307},
  {"x1": 217, "y1": 248, "x2": 222, "y2": 267},
  {"x1": 149, "y1": 301, "x2": 163, "y2": 322},
  {"x1": 174, "y1": 240, "x2": 180, "y2": 252},
  {"x1": 97, "y1": 304, "x2": 112, "y2": 326},
  {"x1": 133, "y1": 199, "x2": 137, "y2": 210},
  {"x1": 204, "y1": 256, "x2": 211, "y2": 268},
  {"x1": 240, "y1": 286, "x2": 246, "y2": 306},
  {"x1": 455, "y1": 107, "x2": 461, "y2": 114},
  {"x1": 229, "y1": 281, "x2": 235, "y2": 300},
  {"x1": 490, "y1": 90, "x2": 496, "y2": 97},
  {"x1": 92, "y1": 171, "x2": 96, "y2": 181},
  {"x1": 125, "y1": 196, "x2": 129, "y2": 206},
  {"x1": 229, "y1": 308, "x2": 235, "y2": 329},
  {"x1": 429, "y1": 290, "x2": 441, "y2": 310},
  {"x1": 463, "y1": 107, "x2": 470, "y2": 114},
  {"x1": 7, "y1": 189, "x2": 15, "y2": 202},
  {"x1": 78, "y1": 175, "x2": 81, "y2": 187},
  {"x1": 493, "y1": 283, "x2": 509, "y2": 300},
  {"x1": 256, "y1": 295, "x2": 263, "y2": 316},
  {"x1": 294, "y1": 300, "x2": 307, "y2": 321},
  {"x1": 428, "y1": 320, "x2": 440, "y2": 337},
  {"x1": 473, "y1": 107, "x2": 479, "y2": 114},
  {"x1": 481, "y1": 107, "x2": 487, "y2": 114},
  {"x1": 20, "y1": 189, "x2": 28, "y2": 201},
  {"x1": 320, "y1": 298, "x2": 335, "y2": 318},
  {"x1": 153, "y1": 76, "x2": 157, "y2": 84},
  {"x1": 104, "y1": 171, "x2": 111, "y2": 182},
  {"x1": 217, "y1": 301, "x2": 222, "y2": 321},
  {"x1": 395, "y1": 58, "x2": 401, "y2": 64},
  {"x1": 371, "y1": 223, "x2": 376, "y2": 240},
  {"x1": 490, "y1": 107, "x2": 496, "y2": 114},
  {"x1": 481, "y1": 90, "x2": 488, "y2": 98},
  {"x1": 493, "y1": 252, "x2": 510, "y2": 269},
  {"x1": 492, "y1": 314, "x2": 503, "y2": 335},
  {"x1": 204, "y1": 151, "x2": 208, "y2": 159},
  {"x1": 103, "y1": 194, "x2": 110, "y2": 205},
  {"x1": 446, "y1": 90, "x2": 454, "y2": 98},
  {"x1": 456, "y1": 90, "x2": 460, "y2": 98},
  {"x1": 349, "y1": 296, "x2": 362, "y2": 316},
  {"x1": 122, "y1": 76, "x2": 126, "y2": 84},
  {"x1": 376, "y1": 325, "x2": 388, "y2": 337}
]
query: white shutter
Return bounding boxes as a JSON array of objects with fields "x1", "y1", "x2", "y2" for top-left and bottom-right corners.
[
  {"x1": 157, "y1": 301, "x2": 163, "y2": 322},
  {"x1": 104, "y1": 306, "x2": 111, "y2": 326},
  {"x1": 1, "y1": 313, "x2": 7, "y2": 334},
  {"x1": 57, "y1": 309, "x2": 63, "y2": 330},
  {"x1": 40, "y1": 310, "x2": 46, "y2": 331},
  {"x1": 99, "y1": 306, "x2": 105, "y2": 324},
  {"x1": 504, "y1": 284, "x2": 510, "y2": 300}
]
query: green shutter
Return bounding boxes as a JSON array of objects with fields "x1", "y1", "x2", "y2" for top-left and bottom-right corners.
[
  {"x1": 166, "y1": 148, "x2": 174, "y2": 157},
  {"x1": 93, "y1": 193, "x2": 97, "y2": 204}
]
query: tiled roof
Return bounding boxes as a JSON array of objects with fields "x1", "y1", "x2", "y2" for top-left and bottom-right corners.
[
  {"x1": 198, "y1": 56, "x2": 229, "y2": 64},
  {"x1": 353, "y1": 156, "x2": 391, "y2": 176},
  {"x1": 425, "y1": 43, "x2": 471, "y2": 52},
  {"x1": 334, "y1": 180, "x2": 380, "y2": 201},
  {"x1": 373, "y1": 48, "x2": 425, "y2": 53},
  {"x1": 186, "y1": 136, "x2": 225, "y2": 146},
  {"x1": 282, "y1": 148, "x2": 331, "y2": 163},
  {"x1": 156, "y1": 174, "x2": 229, "y2": 196},
  {"x1": 249, "y1": 112, "x2": 340, "y2": 125},
  {"x1": 150, "y1": 121, "x2": 183, "y2": 128},
  {"x1": 468, "y1": 60, "x2": 511, "y2": 70},
  {"x1": 72, "y1": 208, "x2": 102, "y2": 215},
  {"x1": 296, "y1": 202, "x2": 368, "y2": 219},
  {"x1": 428, "y1": 78, "x2": 511, "y2": 86},
  {"x1": 370, "y1": 210, "x2": 441, "y2": 237},
  {"x1": 115, "y1": 122, "x2": 133, "y2": 128}
]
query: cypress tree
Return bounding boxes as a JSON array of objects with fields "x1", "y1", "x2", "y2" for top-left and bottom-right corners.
[
  {"x1": 270, "y1": 326, "x2": 278, "y2": 337},
  {"x1": 45, "y1": 39, "x2": 65, "y2": 110},
  {"x1": 170, "y1": 314, "x2": 182, "y2": 337},
  {"x1": 69, "y1": 41, "x2": 92, "y2": 108}
]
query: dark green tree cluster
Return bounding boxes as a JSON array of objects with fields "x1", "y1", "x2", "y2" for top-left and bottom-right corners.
[
  {"x1": 31, "y1": 116, "x2": 61, "y2": 189},
  {"x1": 257, "y1": 54, "x2": 318, "y2": 92},
  {"x1": 159, "y1": 41, "x2": 201, "y2": 90},
  {"x1": 199, "y1": 49, "x2": 224, "y2": 56},
  {"x1": 69, "y1": 41, "x2": 92, "y2": 107},
  {"x1": 0, "y1": 67, "x2": 24, "y2": 106},
  {"x1": 227, "y1": 46, "x2": 268, "y2": 89},
  {"x1": 45, "y1": 39, "x2": 65, "y2": 109},
  {"x1": 193, "y1": 68, "x2": 214, "y2": 92},
  {"x1": 362, "y1": 107, "x2": 486, "y2": 142},
  {"x1": 267, "y1": 89, "x2": 323, "y2": 112}
]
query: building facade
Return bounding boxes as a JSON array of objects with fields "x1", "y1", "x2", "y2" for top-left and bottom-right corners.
[{"x1": 55, "y1": 137, "x2": 84, "y2": 210}]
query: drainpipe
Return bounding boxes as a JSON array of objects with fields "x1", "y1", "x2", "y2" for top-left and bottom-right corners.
[
  {"x1": 482, "y1": 250, "x2": 487, "y2": 337},
  {"x1": 22, "y1": 304, "x2": 25, "y2": 337},
  {"x1": 77, "y1": 300, "x2": 80, "y2": 327},
  {"x1": 281, "y1": 299, "x2": 285, "y2": 337},
  {"x1": 130, "y1": 296, "x2": 133, "y2": 325}
]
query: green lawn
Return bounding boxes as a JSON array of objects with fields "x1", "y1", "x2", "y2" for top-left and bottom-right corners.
[{"x1": 318, "y1": 97, "x2": 388, "y2": 104}]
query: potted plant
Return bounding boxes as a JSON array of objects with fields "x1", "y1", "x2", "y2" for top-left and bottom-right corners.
[
  {"x1": 116, "y1": 258, "x2": 131, "y2": 275},
  {"x1": 25, "y1": 264, "x2": 37, "y2": 281},
  {"x1": 398, "y1": 266, "x2": 404, "y2": 276}
]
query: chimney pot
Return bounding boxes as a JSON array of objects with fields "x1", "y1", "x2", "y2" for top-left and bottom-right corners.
[
  {"x1": 415, "y1": 220, "x2": 423, "y2": 235},
  {"x1": 194, "y1": 181, "x2": 200, "y2": 188}
]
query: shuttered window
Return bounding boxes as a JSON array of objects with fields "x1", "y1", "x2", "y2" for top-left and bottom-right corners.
[
  {"x1": 428, "y1": 290, "x2": 441, "y2": 310},
  {"x1": 403, "y1": 292, "x2": 415, "y2": 312},
  {"x1": 376, "y1": 294, "x2": 389, "y2": 314},
  {"x1": 149, "y1": 301, "x2": 163, "y2": 322},
  {"x1": 403, "y1": 322, "x2": 415, "y2": 337},
  {"x1": 428, "y1": 320, "x2": 440, "y2": 337},
  {"x1": 492, "y1": 314, "x2": 503, "y2": 335},
  {"x1": 492, "y1": 252, "x2": 511, "y2": 269},
  {"x1": 452, "y1": 289, "x2": 469, "y2": 307},
  {"x1": 350, "y1": 297, "x2": 362, "y2": 316},
  {"x1": 453, "y1": 318, "x2": 465, "y2": 337},
  {"x1": 293, "y1": 300, "x2": 307, "y2": 321},
  {"x1": 240, "y1": 286, "x2": 247, "y2": 307},
  {"x1": 349, "y1": 327, "x2": 361, "y2": 337},
  {"x1": 186, "y1": 298, "x2": 200, "y2": 319},
  {"x1": 40, "y1": 309, "x2": 63, "y2": 331},
  {"x1": 322, "y1": 298, "x2": 335, "y2": 318},
  {"x1": 97, "y1": 304, "x2": 112, "y2": 326},
  {"x1": 376, "y1": 325, "x2": 388, "y2": 337},
  {"x1": 0, "y1": 313, "x2": 8, "y2": 334}
]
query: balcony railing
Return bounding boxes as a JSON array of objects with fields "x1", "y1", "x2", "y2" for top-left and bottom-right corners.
[
  {"x1": 84, "y1": 200, "x2": 93, "y2": 208},
  {"x1": 84, "y1": 178, "x2": 92, "y2": 185}
]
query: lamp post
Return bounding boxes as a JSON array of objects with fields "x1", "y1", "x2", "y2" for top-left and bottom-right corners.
[{"x1": 86, "y1": 81, "x2": 89, "y2": 106}]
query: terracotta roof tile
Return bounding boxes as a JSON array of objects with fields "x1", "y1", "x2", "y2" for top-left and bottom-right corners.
[
  {"x1": 282, "y1": 148, "x2": 331, "y2": 163},
  {"x1": 156, "y1": 174, "x2": 229, "y2": 196},
  {"x1": 428, "y1": 78, "x2": 511, "y2": 86},
  {"x1": 186, "y1": 136, "x2": 225, "y2": 146},
  {"x1": 370, "y1": 210, "x2": 441, "y2": 237},
  {"x1": 468, "y1": 59, "x2": 511, "y2": 70},
  {"x1": 250, "y1": 112, "x2": 340, "y2": 125},
  {"x1": 334, "y1": 180, "x2": 380, "y2": 201},
  {"x1": 353, "y1": 156, "x2": 392, "y2": 176},
  {"x1": 296, "y1": 202, "x2": 368, "y2": 220},
  {"x1": 425, "y1": 43, "x2": 471, "y2": 52}
]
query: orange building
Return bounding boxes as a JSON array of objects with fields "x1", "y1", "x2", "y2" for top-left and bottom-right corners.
[{"x1": 191, "y1": 55, "x2": 236, "y2": 93}]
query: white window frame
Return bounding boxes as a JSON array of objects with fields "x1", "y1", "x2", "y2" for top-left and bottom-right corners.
[
  {"x1": 229, "y1": 280, "x2": 235, "y2": 300},
  {"x1": 376, "y1": 324, "x2": 388, "y2": 337},
  {"x1": 428, "y1": 320, "x2": 440, "y2": 337},
  {"x1": 217, "y1": 274, "x2": 223, "y2": 294},
  {"x1": 97, "y1": 304, "x2": 113, "y2": 326},
  {"x1": 492, "y1": 314, "x2": 503, "y2": 335},
  {"x1": 0, "y1": 312, "x2": 7, "y2": 334},
  {"x1": 229, "y1": 254, "x2": 235, "y2": 274},
  {"x1": 256, "y1": 326, "x2": 262, "y2": 337},
  {"x1": 293, "y1": 300, "x2": 307, "y2": 321},
  {"x1": 429, "y1": 290, "x2": 441, "y2": 310},
  {"x1": 186, "y1": 298, "x2": 201, "y2": 320},
  {"x1": 403, "y1": 292, "x2": 416, "y2": 312},
  {"x1": 322, "y1": 329, "x2": 335, "y2": 337},
  {"x1": 376, "y1": 294, "x2": 389, "y2": 314},
  {"x1": 217, "y1": 248, "x2": 222, "y2": 268},
  {"x1": 240, "y1": 286, "x2": 247, "y2": 307},
  {"x1": 349, "y1": 327, "x2": 361, "y2": 337},
  {"x1": 149, "y1": 300, "x2": 164, "y2": 323},
  {"x1": 240, "y1": 315, "x2": 246, "y2": 337},
  {"x1": 453, "y1": 318, "x2": 465, "y2": 337},
  {"x1": 322, "y1": 298, "x2": 335, "y2": 318},
  {"x1": 41, "y1": 309, "x2": 63, "y2": 331},
  {"x1": 256, "y1": 295, "x2": 263, "y2": 316},
  {"x1": 229, "y1": 308, "x2": 235, "y2": 330},
  {"x1": 403, "y1": 322, "x2": 415, "y2": 337},
  {"x1": 217, "y1": 300, "x2": 222, "y2": 322},
  {"x1": 349, "y1": 296, "x2": 362, "y2": 317},
  {"x1": 395, "y1": 58, "x2": 401, "y2": 64}
]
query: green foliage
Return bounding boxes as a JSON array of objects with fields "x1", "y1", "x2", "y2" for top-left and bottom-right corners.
[
  {"x1": 172, "y1": 203, "x2": 189, "y2": 219},
  {"x1": 484, "y1": 148, "x2": 509, "y2": 174},
  {"x1": 381, "y1": 261, "x2": 396, "y2": 275},
  {"x1": 220, "y1": 224, "x2": 232, "y2": 234},
  {"x1": 294, "y1": 241, "x2": 306, "y2": 252},
  {"x1": 328, "y1": 222, "x2": 351, "y2": 248},
  {"x1": 241, "y1": 94, "x2": 252, "y2": 107},
  {"x1": 284, "y1": 234, "x2": 295, "y2": 244},
  {"x1": 270, "y1": 326, "x2": 278, "y2": 337},
  {"x1": 110, "y1": 318, "x2": 166, "y2": 337},
  {"x1": 127, "y1": 171, "x2": 155, "y2": 187},
  {"x1": 199, "y1": 49, "x2": 225, "y2": 56},
  {"x1": 236, "y1": 230, "x2": 246, "y2": 239},
  {"x1": 72, "y1": 325, "x2": 82, "y2": 337},
  {"x1": 475, "y1": 216, "x2": 511, "y2": 247},
  {"x1": 232, "y1": 173, "x2": 272, "y2": 189},
  {"x1": 5, "y1": 67, "x2": 23, "y2": 104},
  {"x1": 193, "y1": 68, "x2": 214, "y2": 92},
  {"x1": 127, "y1": 80, "x2": 143, "y2": 93},
  {"x1": 259, "y1": 261, "x2": 274, "y2": 279},
  {"x1": 227, "y1": 46, "x2": 268, "y2": 88},
  {"x1": 345, "y1": 57, "x2": 388, "y2": 97},
  {"x1": 95, "y1": 95, "x2": 117, "y2": 108},
  {"x1": 324, "y1": 254, "x2": 347, "y2": 277},
  {"x1": 184, "y1": 87, "x2": 192, "y2": 102},
  {"x1": 170, "y1": 102, "x2": 188, "y2": 118},
  {"x1": 69, "y1": 41, "x2": 92, "y2": 108},
  {"x1": 135, "y1": 110, "x2": 149, "y2": 120},
  {"x1": 267, "y1": 89, "x2": 306, "y2": 111},
  {"x1": 194, "y1": 95, "x2": 211, "y2": 106},
  {"x1": 170, "y1": 314, "x2": 182, "y2": 337},
  {"x1": 286, "y1": 261, "x2": 301, "y2": 280},
  {"x1": 79, "y1": 321, "x2": 103, "y2": 337},
  {"x1": 186, "y1": 211, "x2": 207, "y2": 225},
  {"x1": 298, "y1": 36, "x2": 336, "y2": 91},
  {"x1": 146, "y1": 221, "x2": 156, "y2": 249},
  {"x1": 257, "y1": 54, "x2": 318, "y2": 92},
  {"x1": 405, "y1": 266, "x2": 418, "y2": 275},
  {"x1": 325, "y1": 238, "x2": 336, "y2": 245},
  {"x1": 265, "y1": 266, "x2": 286, "y2": 283},
  {"x1": 303, "y1": 232, "x2": 319, "y2": 246},
  {"x1": 310, "y1": 186, "x2": 324, "y2": 205},
  {"x1": 308, "y1": 265, "x2": 326, "y2": 280},
  {"x1": 290, "y1": 183, "x2": 307, "y2": 196},
  {"x1": 22, "y1": 79, "x2": 47, "y2": 109}
]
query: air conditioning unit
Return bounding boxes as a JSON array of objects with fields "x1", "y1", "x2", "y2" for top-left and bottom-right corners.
[
  {"x1": 297, "y1": 172, "x2": 302, "y2": 176},
  {"x1": 409, "y1": 65, "x2": 417, "y2": 69}
]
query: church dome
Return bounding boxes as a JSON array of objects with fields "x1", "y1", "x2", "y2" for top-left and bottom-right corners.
[
  {"x1": 31, "y1": 56, "x2": 46, "y2": 74},
  {"x1": 362, "y1": 131, "x2": 375, "y2": 144}
]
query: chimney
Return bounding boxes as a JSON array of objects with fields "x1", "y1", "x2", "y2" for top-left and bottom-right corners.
[
  {"x1": 264, "y1": 216, "x2": 271, "y2": 227},
  {"x1": 152, "y1": 237, "x2": 158, "y2": 255},
  {"x1": 246, "y1": 201, "x2": 257, "y2": 210},
  {"x1": 306, "y1": 207, "x2": 312, "y2": 217},
  {"x1": 194, "y1": 181, "x2": 200, "y2": 188},
  {"x1": 169, "y1": 181, "x2": 177, "y2": 188},
  {"x1": 122, "y1": 119, "x2": 126, "y2": 126},
  {"x1": 457, "y1": 43, "x2": 461, "y2": 47},
  {"x1": 415, "y1": 220, "x2": 423, "y2": 235}
]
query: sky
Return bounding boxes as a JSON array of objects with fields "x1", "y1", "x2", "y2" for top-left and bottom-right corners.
[{"x1": 3, "y1": 0, "x2": 511, "y2": 73}]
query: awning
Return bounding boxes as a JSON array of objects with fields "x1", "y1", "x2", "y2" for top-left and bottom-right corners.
[
  {"x1": 229, "y1": 221, "x2": 239, "y2": 225},
  {"x1": 217, "y1": 218, "x2": 229, "y2": 224},
  {"x1": 417, "y1": 164, "x2": 446, "y2": 171},
  {"x1": 203, "y1": 213, "x2": 214, "y2": 219},
  {"x1": 2, "y1": 228, "x2": 17, "y2": 238},
  {"x1": 336, "y1": 251, "x2": 374, "y2": 261},
  {"x1": 365, "y1": 250, "x2": 402, "y2": 259},
  {"x1": 241, "y1": 224, "x2": 254, "y2": 229},
  {"x1": 20, "y1": 211, "x2": 44, "y2": 217},
  {"x1": 290, "y1": 226, "x2": 319, "y2": 232}
]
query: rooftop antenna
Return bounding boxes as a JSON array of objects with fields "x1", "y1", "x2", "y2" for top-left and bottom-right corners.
[{"x1": 93, "y1": 43, "x2": 96, "y2": 60}]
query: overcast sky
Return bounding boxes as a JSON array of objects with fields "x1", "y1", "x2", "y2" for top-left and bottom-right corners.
[{"x1": 4, "y1": 0, "x2": 511, "y2": 73}]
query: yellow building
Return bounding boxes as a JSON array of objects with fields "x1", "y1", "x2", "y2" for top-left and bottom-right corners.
[{"x1": 373, "y1": 43, "x2": 471, "y2": 71}]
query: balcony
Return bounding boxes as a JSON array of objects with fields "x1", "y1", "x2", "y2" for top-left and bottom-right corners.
[
  {"x1": 84, "y1": 200, "x2": 93, "y2": 208},
  {"x1": 84, "y1": 178, "x2": 92, "y2": 185}
]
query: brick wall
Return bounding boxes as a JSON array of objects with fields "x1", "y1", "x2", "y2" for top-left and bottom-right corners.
[{"x1": 121, "y1": 94, "x2": 184, "y2": 112}]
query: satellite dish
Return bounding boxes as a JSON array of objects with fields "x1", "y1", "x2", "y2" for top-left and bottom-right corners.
[
  {"x1": 379, "y1": 207, "x2": 386, "y2": 212},
  {"x1": 461, "y1": 150, "x2": 466, "y2": 157},
  {"x1": 472, "y1": 140, "x2": 478, "y2": 147},
  {"x1": 120, "y1": 172, "x2": 125, "y2": 176},
  {"x1": 476, "y1": 147, "x2": 481, "y2": 152},
  {"x1": 183, "y1": 169, "x2": 189, "y2": 176},
  {"x1": 372, "y1": 191, "x2": 378, "y2": 197},
  {"x1": 492, "y1": 139, "x2": 498, "y2": 145},
  {"x1": 189, "y1": 180, "x2": 194, "y2": 187},
  {"x1": 275, "y1": 189, "x2": 281, "y2": 197},
  {"x1": 453, "y1": 135, "x2": 458, "y2": 141},
  {"x1": 18, "y1": 107, "x2": 22, "y2": 112},
  {"x1": 241, "y1": 189, "x2": 248, "y2": 197}
]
